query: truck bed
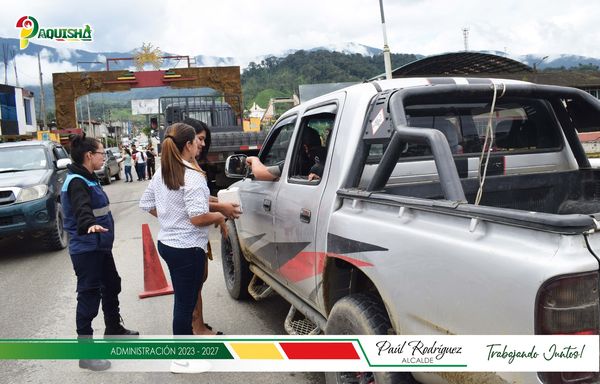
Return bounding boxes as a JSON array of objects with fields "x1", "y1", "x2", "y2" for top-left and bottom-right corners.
[
  {"x1": 340, "y1": 169, "x2": 600, "y2": 234},
  {"x1": 382, "y1": 169, "x2": 600, "y2": 214}
]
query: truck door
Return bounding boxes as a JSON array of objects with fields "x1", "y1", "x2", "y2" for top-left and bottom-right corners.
[
  {"x1": 235, "y1": 116, "x2": 296, "y2": 275},
  {"x1": 273, "y1": 101, "x2": 340, "y2": 305}
]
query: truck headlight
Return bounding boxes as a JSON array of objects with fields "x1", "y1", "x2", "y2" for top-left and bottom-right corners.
[{"x1": 16, "y1": 185, "x2": 48, "y2": 203}]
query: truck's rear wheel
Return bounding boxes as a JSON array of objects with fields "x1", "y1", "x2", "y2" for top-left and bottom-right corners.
[
  {"x1": 220, "y1": 220, "x2": 251, "y2": 300},
  {"x1": 43, "y1": 202, "x2": 68, "y2": 251},
  {"x1": 325, "y1": 294, "x2": 416, "y2": 384}
]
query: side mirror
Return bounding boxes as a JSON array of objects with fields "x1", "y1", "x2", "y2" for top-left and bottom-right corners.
[
  {"x1": 56, "y1": 158, "x2": 72, "y2": 170},
  {"x1": 225, "y1": 154, "x2": 248, "y2": 178}
]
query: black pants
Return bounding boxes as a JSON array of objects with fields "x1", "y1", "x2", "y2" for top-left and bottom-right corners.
[
  {"x1": 70, "y1": 250, "x2": 122, "y2": 336},
  {"x1": 147, "y1": 161, "x2": 155, "y2": 179},
  {"x1": 157, "y1": 241, "x2": 205, "y2": 335}
]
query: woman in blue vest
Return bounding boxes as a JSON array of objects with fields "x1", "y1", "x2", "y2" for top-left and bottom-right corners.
[{"x1": 61, "y1": 134, "x2": 138, "y2": 371}]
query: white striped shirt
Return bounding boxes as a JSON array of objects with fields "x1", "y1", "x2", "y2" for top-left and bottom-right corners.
[{"x1": 139, "y1": 162, "x2": 210, "y2": 250}]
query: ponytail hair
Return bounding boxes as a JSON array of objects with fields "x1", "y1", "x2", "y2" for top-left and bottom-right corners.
[
  {"x1": 69, "y1": 133, "x2": 101, "y2": 165},
  {"x1": 161, "y1": 123, "x2": 200, "y2": 190}
]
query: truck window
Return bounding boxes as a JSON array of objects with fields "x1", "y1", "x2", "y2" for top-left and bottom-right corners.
[
  {"x1": 288, "y1": 110, "x2": 336, "y2": 183},
  {"x1": 162, "y1": 96, "x2": 239, "y2": 127},
  {"x1": 53, "y1": 146, "x2": 69, "y2": 160},
  {"x1": 367, "y1": 98, "x2": 562, "y2": 162},
  {"x1": 260, "y1": 117, "x2": 296, "y2": 169}
]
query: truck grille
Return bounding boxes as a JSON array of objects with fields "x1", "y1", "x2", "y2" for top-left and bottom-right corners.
[
  {"x1": 0, "y1": 215, "x2": 24, "y2": 226},
  {"x1": 0, "y1": 190, "x2": 16, "y2": 206}
]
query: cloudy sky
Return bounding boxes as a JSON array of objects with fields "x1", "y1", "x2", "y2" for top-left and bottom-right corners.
[{"x1": 1, "y1": 0, "x2": 599, "y2": 86}]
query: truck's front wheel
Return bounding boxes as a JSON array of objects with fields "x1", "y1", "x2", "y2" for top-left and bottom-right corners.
[
  {"x1": 43, "y1": 202, "x2": 68, "y2": 251},
  {"x1": 325, "y1": 294, "x2": 416, "y2": 384},
  {"x1": 220, "y1": 220, "x2": 251, "y2": 300}
]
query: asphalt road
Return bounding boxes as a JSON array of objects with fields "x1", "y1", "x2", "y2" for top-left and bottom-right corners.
[{"x1": 0, "y1": 174, "x2": 325, "y2": 384}]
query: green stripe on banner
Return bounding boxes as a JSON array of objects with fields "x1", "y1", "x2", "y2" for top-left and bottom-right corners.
[{"x1": 0, "y1": 341, "x2": 233, "y2": 360}]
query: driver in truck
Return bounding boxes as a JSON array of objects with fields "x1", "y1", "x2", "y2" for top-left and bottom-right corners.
[{"x1": 247, "y1": 126, "x2": 325, "y2": 181}]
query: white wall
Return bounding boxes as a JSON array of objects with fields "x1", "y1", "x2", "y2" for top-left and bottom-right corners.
[{"x1": 14, "y1": 88, "x2": 37, "y2": 134}]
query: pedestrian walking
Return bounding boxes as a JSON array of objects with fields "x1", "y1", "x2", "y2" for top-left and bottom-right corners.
[
  {"x1": 134, "y1": 146, "x2": 147, "y2": 181},
  {"x1": 146, "y1": 144, "x2": 157, "y2": 179},
  {"x1": 61, "y1": 134, "x2": 138, "y2": 372},
  {"x1": 121, "y1": 148, "x2": 133, "y2": 182}
]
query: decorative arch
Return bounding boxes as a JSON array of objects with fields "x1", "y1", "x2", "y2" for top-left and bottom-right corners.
[{"x1": 52, "y1": 66, "x2": 242, "y2": 129}]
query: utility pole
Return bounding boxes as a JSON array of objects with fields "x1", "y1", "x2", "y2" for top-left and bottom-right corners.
[
  {"x1": 2, "y1": 44, "x2": 9, "y2": 84},
  {"x1": 37, "y1": 52, "x2": 47, "y2": 129},
  {"x1": 12, "y1": 49, "x2": 19, "y2": 87},
  {"x1": 87, "y1": 94, "x2": 92, "y2": 137},
  {"x1": 77, "y1": 61, "x2": 101, "y2": 135},
  {"x1": 462, "y1": 27, "x2": 470, "y2": 51},
  {"x1": 378, "y1": 0, "x2": 393, "y2": 80}
]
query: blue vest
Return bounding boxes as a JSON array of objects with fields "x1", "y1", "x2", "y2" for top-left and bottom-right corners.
[{"x1": 61, "y1": 173, "x2": 115, "y2": 254}]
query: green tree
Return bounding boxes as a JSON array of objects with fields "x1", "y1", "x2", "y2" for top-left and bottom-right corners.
[
  {"x1": 141, "y1": 126, "x2": 152, "y2": 142},
  {"x1": 241, "y1": 50, "x2": 419, "y2": 107}
]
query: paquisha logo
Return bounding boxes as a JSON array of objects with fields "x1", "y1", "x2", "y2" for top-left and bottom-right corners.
[{"x1": 16, "y1": 16, "x2": 92, "y2": 50}]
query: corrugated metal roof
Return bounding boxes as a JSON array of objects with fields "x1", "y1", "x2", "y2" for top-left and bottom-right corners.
[{"x1": 392, "y1": 52, "x2": 533, "y2": 76}]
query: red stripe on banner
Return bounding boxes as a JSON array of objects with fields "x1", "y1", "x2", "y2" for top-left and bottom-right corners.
[{"x1": 280, "y1": 342, "x2": 360, "y2": 359}]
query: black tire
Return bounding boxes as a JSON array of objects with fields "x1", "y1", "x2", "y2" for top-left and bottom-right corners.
[
  {"x1": 114, "y1": 167, "x2": 121, "y2": 180},
  {"x1": 43, "y1": 202, "x2": 68, "y2": 251},
  {"x1": 325, "y1": 294, "x2": 416, "y2": 384},
  {"x1": 220, "y1": 220, "x2": 252, "y2": 300},
  {"x1": 104, "y1": 168, "x2": 112, "y2": 185}
]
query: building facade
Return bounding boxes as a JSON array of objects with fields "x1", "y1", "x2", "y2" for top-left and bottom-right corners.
[{"x1": 0, "y1": 84, "x2": 37, "y2": 137}]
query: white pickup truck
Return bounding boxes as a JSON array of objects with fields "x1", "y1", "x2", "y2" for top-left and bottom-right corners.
[{"x1": 221, "y1": 78, "x2": 600, "y2": 384}]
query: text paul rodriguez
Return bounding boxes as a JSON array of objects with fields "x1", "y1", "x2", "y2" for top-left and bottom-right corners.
[{"x1": 376, "y1": 340, "x2": 463, "y2": 363}]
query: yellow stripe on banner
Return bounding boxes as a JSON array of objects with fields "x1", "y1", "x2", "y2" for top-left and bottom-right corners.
[{"x1": 229, "y1": 343, "x2": 283, "y2": 359}]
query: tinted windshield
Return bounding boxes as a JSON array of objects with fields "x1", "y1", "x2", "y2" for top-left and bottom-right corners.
[{"x1": 0, "y1": 146, "x2": 48, "y2": 171}]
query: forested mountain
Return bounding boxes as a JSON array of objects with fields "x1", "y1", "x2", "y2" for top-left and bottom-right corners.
[{"x1": 241, "y1": 50, "x2": 420, "y2": 108}]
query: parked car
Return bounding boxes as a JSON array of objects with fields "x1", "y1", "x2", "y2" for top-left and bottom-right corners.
[
  {"x1": 94, "y1": 149, "x2": 121, "y2": 185},
  {"x1": 223, "y1": 78, "x2": 600, "y2": 384},
  {"x1": 0, "y1": 140, "x2": 71, "y2": 250},
  {"x1": 107, "y1": 147, "x2": 122, "y2": 161}
]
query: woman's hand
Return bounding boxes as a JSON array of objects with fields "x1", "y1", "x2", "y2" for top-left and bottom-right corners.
[
  {"x1": 219, "y1": 202, "x2": 241, "y2": 219},
  {"x1": 87, "y1": 224, "x2": 108, "y2": 233}
]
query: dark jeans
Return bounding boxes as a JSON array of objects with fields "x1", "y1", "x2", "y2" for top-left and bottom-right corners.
[
  {"x1": 147, "y1": 161, "x2": 155, "y2": 179},
  {"x1": 135, "y1": 162, "x2": 146, "y2": 180},
  {"x1": 124, "y1": 165, "x2": 133, "y2": 182},
  {"x1": 157, "y1": 241, "x2": 205, "y2": 335},
  {"x1": 69, "y1": 250, "x2": 122, "y2": 336}
]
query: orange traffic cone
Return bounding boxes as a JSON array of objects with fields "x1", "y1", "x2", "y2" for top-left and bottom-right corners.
[{"x1": 139, "y1": 223, "x2": 174, "y2": 299}]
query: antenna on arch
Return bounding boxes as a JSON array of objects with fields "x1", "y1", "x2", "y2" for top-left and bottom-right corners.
[{"x1": 462, "y1": 27, "x2": 469, "y2": 51}]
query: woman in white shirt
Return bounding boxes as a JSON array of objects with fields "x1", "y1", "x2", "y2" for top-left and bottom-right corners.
[{"x1": 139, "y1": 123, "x2": 226, "y2": 336}]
